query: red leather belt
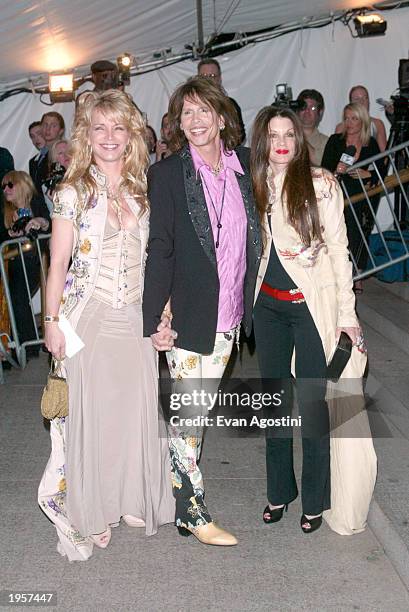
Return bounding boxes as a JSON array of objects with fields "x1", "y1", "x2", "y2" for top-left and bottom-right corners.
[{"x1": 261, "y1": 282, "x2": 305, "y2": 302}]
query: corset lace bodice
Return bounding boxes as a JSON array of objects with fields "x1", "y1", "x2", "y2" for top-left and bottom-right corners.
[{"x1": 93, "y1": 219, "x2": 141, "y2": 308}]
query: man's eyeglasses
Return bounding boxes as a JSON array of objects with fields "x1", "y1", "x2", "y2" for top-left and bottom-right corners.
[
  {"x1": 200, "y1": 73, "x2": 219, "y2": 79},
  {"x1": 1, "y1": 181, "x2": 14, "y2": 190},
  {"x1": 300, "y1": 105, "x2": 319, "y2": 112}
]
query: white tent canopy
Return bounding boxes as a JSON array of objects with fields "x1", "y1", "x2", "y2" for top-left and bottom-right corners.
[
  {"x1": 0, "y1": 0, "x2": 400, "y2": 87},
  {"x1": 0, "y1": 0, "x2": 408, "y2": 178}
]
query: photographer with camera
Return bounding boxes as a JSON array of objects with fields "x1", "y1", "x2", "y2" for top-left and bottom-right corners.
[
  {"x1": 296, "y1": 89, "x2": 328, "y2": 166},
  {"x1": 1, "y1": 171, "x2": 49, "y2": 359},
  {"x1": 272, "y1": 84, "x2": 328, "y2": 167},
  {"x1": 42, "y1": 139, "x2": 71, "y2": 213}
]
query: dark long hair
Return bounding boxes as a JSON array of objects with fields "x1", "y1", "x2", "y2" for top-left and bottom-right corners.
[
  {"x1": 250, "y1": 106, "x2": 323, "y2": 247},
  {"x1": 167, "y1": 76, "x2": 241, "y2": 152}
]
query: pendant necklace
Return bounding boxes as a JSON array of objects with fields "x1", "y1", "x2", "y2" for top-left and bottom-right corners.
[
  {"x1": 107, "y1": 184, "x2": 123, "y2": 228},
  {"x1": 201, "y1": 173, "x2": 227, "y2": 249},
  {"x1": 266, "y1": 165, "x2": 276, "y2": 214},
  {"x1": 211, "y1": 157, "x2": 224, "y2": 176}
]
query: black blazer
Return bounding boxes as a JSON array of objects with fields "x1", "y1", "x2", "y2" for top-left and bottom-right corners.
[
  {"x1": 29, "y1": 152, "x2": 49, "y2": 193},
  {"x1": 29, "y1": 152, "x2": 51, "y2": 221},
  {"x1": 143, "y1": 145, "x2": 261, "y2": 354}
]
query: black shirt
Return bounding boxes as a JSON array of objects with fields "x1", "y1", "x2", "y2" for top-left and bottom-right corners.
[
  {"x1": 321, "y1": 134, "x2": 382, "y2": 197},
  {"x1": 263, "y1": 216, "x2": 297, "y2": 291}
]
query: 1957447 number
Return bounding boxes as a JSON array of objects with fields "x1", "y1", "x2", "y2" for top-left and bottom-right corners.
[{"x1": 0, "y1": 591, "x2": 56, "y2": 606}]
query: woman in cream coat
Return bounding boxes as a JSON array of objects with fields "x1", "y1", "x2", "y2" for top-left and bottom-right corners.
[{"x1": 251, "y1": 106, "x2": 376, "y2": 535}]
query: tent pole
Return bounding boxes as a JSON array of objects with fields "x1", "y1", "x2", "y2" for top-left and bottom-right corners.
[{"x1": 196, "y1": 0, "x2": 204, "y2": 52}]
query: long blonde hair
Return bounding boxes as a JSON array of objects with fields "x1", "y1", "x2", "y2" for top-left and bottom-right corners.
[
  {"x1": 2, "y1": 170, "x2": 35, "y2": 229},
  {"x1": 341, "y1": 102, "x2": 371, "y2": 146},
  {"x1": 61, "y1": 89, "x2": 149, "y2": 214}
]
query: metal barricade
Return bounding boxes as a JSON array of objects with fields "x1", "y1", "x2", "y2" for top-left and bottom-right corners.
[
  {"x1": 339, "y1": 139, "x2": 409, "y2": 281},
  {"x1": 0, "y1": 234, "x2": 50, "y2": 383}
]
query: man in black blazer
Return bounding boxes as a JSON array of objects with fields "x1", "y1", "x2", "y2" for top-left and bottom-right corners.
[
  {"x1": 28, "y1": 121, "x2": 46, "y2": 184},
  {"x1": 29, "y1": 112, "x2": 65, "y2": 221},
  {"x1": 143, "y1": 77, "x2": 261, "y2": 546}
]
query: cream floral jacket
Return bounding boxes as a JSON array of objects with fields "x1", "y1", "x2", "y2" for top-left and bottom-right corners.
[
  {"x1": 255, "y1": 167, "x2": 362, "y2": 364},
  {"x1": 52, "y1": 165, "x2": 149, "y2": 329}
]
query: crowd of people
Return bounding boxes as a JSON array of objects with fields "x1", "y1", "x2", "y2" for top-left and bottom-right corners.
[{"x1": 0, "y1": 59, "x2": 383, "y2": 560}]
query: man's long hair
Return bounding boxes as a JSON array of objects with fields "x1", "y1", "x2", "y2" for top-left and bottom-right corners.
[
  {"x1": 250, "y1": 106, "x2": 323, "y2": 247},
  {"x1": 167, "y1": 77, "x2": 241, "y2": 152},
  {"x1": 60, "y1": 89, "x2": 149, "y2": 214}
]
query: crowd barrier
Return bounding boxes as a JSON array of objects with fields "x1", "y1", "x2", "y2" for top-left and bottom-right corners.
[
  {"x1": 1, "y1": 143, "x2": 409, "y2": 383},
  {"x1": 339, "y1": 139, "x2": 409, "y2": 280},
  {"x1": 0, "y1": 234, "x2": 50, "y2": 383}
]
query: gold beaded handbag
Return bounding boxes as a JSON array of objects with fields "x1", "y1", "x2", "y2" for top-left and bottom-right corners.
[{"x1": 40, "y1": 359, "x2": 69, "y2": 419}]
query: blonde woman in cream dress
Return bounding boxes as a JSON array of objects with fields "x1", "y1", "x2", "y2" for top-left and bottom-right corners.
[{"x1": 38, "y1": 90, "x2": 174, "y2": 561}]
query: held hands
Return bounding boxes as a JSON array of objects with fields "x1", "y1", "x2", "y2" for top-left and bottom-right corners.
[
  {"x1": 150, "y1": 313, "x2": 177, "y2": 352},
  {"x1": 45, "y1": 323, "x2": 66, "y2": 360},
  {"x1": 336, "y1": 326, "x2": 366, "y2": 353}
]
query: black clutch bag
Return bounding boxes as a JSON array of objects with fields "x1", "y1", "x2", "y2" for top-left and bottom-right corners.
[{"x1": 326, "y1": 332, "x2": 353, "y2": 382}]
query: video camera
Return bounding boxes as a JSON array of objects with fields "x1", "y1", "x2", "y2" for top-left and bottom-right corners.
[
  {"x1": 43, "y1": 162, "x2": 66, "y2": 195},
  {"x1": 273, "y1": 84, "x2": 306, "y2": 111},
  {"x1": 11, "y1": 215, "x2": 39, "y2": 241},
  {"x1": 391, "y1": 59, "x2": 409, "y2": 122},
  {"x1": 378, "y1": 60, "x2": 409, "y2": 124}
]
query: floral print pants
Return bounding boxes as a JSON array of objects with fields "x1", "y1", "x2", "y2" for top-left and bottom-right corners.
[{"x1": 166, "y1": 329, "x2": 236, "y2": 530}]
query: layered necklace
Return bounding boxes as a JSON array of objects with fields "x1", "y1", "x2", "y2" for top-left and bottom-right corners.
[
  {"x1": 201, "y1": 157, "x2": 226, "y2": 249},
  {"x1": 211, "y1": 157, "x2": 224, "y2": 176}
]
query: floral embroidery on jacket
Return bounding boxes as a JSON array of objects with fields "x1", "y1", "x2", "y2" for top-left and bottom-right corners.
[
  {"x1": 79, "y1": 238, "x2": 91, "y2": 255},
  {"x1": 279, "y1": 242, "x2": 327, "y2": 267}
]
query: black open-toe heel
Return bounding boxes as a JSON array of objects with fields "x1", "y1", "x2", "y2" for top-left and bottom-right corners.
[
  {"x1": 177, "y1": 526, "x2": 192, "y2": 537},
  {"x1": 263, "y1": 503, "x2": 288, "y2": 524},
  {"x1": 300, "y1": 514, "x2": 322, "y2": 534}
]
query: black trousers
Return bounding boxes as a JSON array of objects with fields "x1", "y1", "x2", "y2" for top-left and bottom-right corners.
[
  {"x1": 253, "y1": 291, "x2": 330, "y2": 515},
  {"x1": 8, "y1": 251, "x2": 40, "y2": 350},
  {"x1": 345, "y1": 197, "x2": 382, "y2": 272}
]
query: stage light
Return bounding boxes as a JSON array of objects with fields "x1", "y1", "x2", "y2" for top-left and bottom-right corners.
[
  {"x1": 118, "y1": 53, "x2": 132, "y2": 68},
  {"x1": 49, "y1": 73, "x2": 74, "y2": 102},
  {"x1": 117, "y1": 53, "x2": 132, "y2": 85},
  {"x1": 354, "y1": 13, "x2": 387, "y2": 37}
]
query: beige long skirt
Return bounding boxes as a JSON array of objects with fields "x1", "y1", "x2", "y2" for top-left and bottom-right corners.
[{"x1": 39, "y1": 296, "x2": 174, "y2": 560}]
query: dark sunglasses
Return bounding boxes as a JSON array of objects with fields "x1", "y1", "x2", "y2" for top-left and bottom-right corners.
[{"x1": 1, "y1": 181, "x2": 14, "y2": 190}]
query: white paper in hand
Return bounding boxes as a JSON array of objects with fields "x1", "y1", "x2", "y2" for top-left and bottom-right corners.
[{"x1": 58, "y1": 315, "x2": 85, "y2": 358}]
